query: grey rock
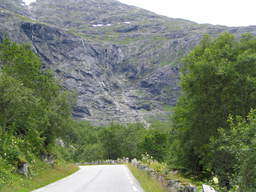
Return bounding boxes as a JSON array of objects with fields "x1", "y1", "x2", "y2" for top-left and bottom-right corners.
[
  {"x1": 40, "y1": 153, "x2": 55, "y2": 165},
  {"x1": 0, "y1": 0, "x2": 30, "y2": 16},
  {"x1": 167, "y1": 180, "x2": 196, "y2": 192},
  {"x1": 167, "y1": 180, "x2": 182, "y2": 189},
  {"x1": 115, "y1": 25, "x2": 139, "y2": 33},
  {"x1": 18, "y1": 162, "x2": 29, "y2": 177},
  {"x1": 184, "y1": 184, "x2": 197, "y2": 192}
]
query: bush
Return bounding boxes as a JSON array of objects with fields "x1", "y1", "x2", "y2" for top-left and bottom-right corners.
[
  {"x1": 171, "y1": 33, "x2": 256, "y2": 185},
  {"x1": 0, "y1": 157, "x2": 15, "y2": 185},
  {"x1": 211, "y1": 110, "x2": 256, "y2": 191},
  {"x1": 0, "y1": 38, "x2": 74, "y2": 183}
]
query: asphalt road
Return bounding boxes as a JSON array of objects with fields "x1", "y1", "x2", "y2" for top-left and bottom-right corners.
[{"x1": 33, "y1": 165, "x2": 144, "y2": 192}]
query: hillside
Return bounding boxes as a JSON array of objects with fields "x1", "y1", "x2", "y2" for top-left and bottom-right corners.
[{"x1": 1, "y1": 0, "x2": 256, "y2": 124}]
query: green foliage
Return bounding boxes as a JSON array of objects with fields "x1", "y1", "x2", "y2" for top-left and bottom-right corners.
[
  {"x1": 0, "y1": 38, "x2": 73, "y2": 147},
  {"x1": 0, "y1": 38, "x2": 74, "y2": 184},
  {"x1": 171, "y1": 32, "x2": 256, "y2": 189},
  {"x1": 68, "y1": 121, "x2": 105, "y2": 162},
  {"x1": 69, "y1": 122, "x2": 147, "y2": 161},
  {"x1": 0, "y1": 157, "x2": 15, "y2": 186},
  {"x1": 141, "y1": 153, "x2": 168, "y2": 175},
  {"x1": 210, "y1": 110, "x2": 256, "y2": 191},
  {"x1": 101, "y1": 123, "x2": 145, "y2": 159},
  {"x1": 0, "y1": 73, "x2": 39, "y2": 136},
  {"x1": 0, "y1": 38, "x2": 41, "y2": 88},
  {"x1": 141, "y1": 130, "x2": 168, "y2": 162},
  {"x1": 66, "y1": 120, "x2": 171, "y2": 163}
]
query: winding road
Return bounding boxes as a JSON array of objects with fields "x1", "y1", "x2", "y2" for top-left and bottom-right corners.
[{"x1": 33, "y1": 165, "x2": 144, "y2": 192}]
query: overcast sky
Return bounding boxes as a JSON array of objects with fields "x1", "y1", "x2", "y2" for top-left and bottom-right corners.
[{"x1": 23, "y1": 0, "x2": 256, "y2": 27}]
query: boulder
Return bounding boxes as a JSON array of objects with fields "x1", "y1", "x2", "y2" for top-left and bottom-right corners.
[
  {"x1": 167, "y1": 180, "x2": 182, "y2": 190},
  {"x1": 40, "y1": 153, "x2": 55, "y2": 165},
  {"x1": 18, "y1": 162, "x2": 29, "y2": 177},
  {"x1": 184, "y1": 184, "x2": 197, "y2": 192},
  {"x1": 167, "y1": 180, "x2": 196, "y2": 192}
]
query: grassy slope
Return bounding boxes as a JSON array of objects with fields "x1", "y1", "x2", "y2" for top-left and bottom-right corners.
[
  {"x1": 0, "y1": 162, "x2": 79, "y2": 192},
  {"x1": 127, "y1": 164, "x2": 167, "y2": 192}
]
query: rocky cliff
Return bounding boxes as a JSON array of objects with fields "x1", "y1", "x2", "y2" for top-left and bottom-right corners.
[{"x1": 1, "y1": 0, "x2": 256, "y2": 125}]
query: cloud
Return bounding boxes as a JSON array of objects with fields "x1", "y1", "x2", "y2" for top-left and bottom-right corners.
[
  {"x1": 23, "y1": 0, "x2": 36, "y2": 5},
  {"x1": 118, "y1": 0, "x2": 256, "y2": 26}
]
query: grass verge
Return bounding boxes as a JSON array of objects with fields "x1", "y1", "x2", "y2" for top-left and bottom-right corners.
[
  {"x1": 0, "y1": 162, "x2": 79, "y2": 192},
  {"x1": 127, "y1": 164, "x2": 167, "y2": 192}
]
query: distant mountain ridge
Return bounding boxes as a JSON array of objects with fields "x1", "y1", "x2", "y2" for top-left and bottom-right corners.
[{"x1": 1, "y1": 0, "x2": 256, "y2": 124}]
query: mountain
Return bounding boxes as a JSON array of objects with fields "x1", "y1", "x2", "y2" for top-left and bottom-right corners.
[
  {"x1": 1, "y1": 0, "x2": 256, "y2": 125},
  {"x1": 0, "y1": 0, "x2": 30, "y2": 16}
]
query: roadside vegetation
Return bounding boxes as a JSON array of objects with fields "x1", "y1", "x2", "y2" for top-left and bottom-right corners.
[
  {"x1": 0, "y1": 38, "x2": 74, "y2": 190},
  {"x1": 128, "y1": 164, "x2": 167, "y2": 192},
  {"x1": 1, "y1": 32, "x2": 256, "y2": 192},
  {"x1": 170, "y1": 33, "x2": 256, "y2": 191},
  {"x1": 0, "y1": 162, "x2": 78, "y2": 192},
  {"x1": 132, "y1": 154, "x2": 204, "y2": 191}
]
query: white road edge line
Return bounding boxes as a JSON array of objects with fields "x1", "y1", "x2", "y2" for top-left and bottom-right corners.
[{"x1": 132, "y1": 185, "x2": 139, "y2": 192}]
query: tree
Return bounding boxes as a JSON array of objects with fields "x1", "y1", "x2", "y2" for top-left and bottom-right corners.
[
  {"x1": 101, "y1": 123, "x2": 145, "y2": 159},
  {"x1": 142, "y1": 129, "x2": 168, "y2": 162},
  {"x1": 0, "y1": 38, "x2": 74, "y2": 166},
  {"x1": 211, "y1": 110, "x2": 256, "y2": 192},
  {"x1": 171, "y1": 33, "x2": 256, "y2": 185}
]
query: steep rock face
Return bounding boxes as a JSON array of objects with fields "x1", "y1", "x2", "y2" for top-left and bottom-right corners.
[
  {"x1": 0, "y1": 0, "x2": 30, "y2": 16},
  {"x1": 1, "y1": 0, "x2": 256, "y2": 124},
  {"x1": 20, "y1": 22, "x2": 147, "y2": 124}
]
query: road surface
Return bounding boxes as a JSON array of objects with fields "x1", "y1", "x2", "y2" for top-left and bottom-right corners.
[{"x1": 33, "y1": 165, "x2": 144, "y2": 192}]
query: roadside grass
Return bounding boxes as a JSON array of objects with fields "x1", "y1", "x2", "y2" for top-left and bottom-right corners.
[
  {"x1": 127, "y1": 164, "x2": 167, "y2": 192},
  {"x1": 0, "y1": 162, "x2": 79, "y2": 192},
  {"x1": 140, "y1": 159, "x2": 204, "y2": 192}
]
